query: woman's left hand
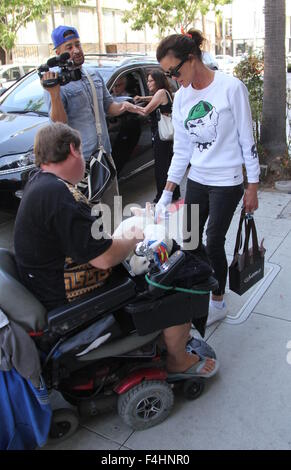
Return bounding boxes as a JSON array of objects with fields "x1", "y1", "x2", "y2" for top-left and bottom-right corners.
[{"x1": 243, "y1": 183, "x2": 259, "y2": 213}]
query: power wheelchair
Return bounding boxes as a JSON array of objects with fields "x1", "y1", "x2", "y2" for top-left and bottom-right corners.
[{"x1": 0, "y1": 247, "x2": 218, "y2": 442}]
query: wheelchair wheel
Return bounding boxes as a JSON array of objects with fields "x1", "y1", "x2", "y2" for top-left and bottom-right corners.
[
  {"x1": 118, "y1": 380, "x2": 174, "y2": 430},
  {"x1": 48, "y1": 408, "x2": 79, "y2": 444},
  {"x1": 183, "y1": 378, "x2": 205, "y2": 400}
]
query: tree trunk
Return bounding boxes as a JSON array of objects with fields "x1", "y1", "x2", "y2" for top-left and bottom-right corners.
[
  {"x1": 215, "y1": 14, "x2": 222, "y2": 54},
  {"x1": 96, "y1": 0, "x2": 105, "y2": 53},
  {"x1": 201, "y1": 13, "x2": 206, "y2": 37},
  {"x1": 3, "y1": 49, "x2": 12, "y2": 64},
  {"x1": 0, "y1": 47, "x2": 6, "y2": 65},
  {"x1": 261, "y1": 0, "x2": 287, "y2": 161},
  {"x1": 50, "y1": 1, "x2": 56, "y2": 30}
]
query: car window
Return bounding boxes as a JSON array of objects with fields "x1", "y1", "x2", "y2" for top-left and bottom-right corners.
[
  {"x1": 0, "y1": 67, "x2": 20, "y2": 81},
  {"x1": 11, "y1": 67, "x2": 21, "y2": 80},
  {"x1": 0, "y1": 72, "x2": 47, "y2": 113},
  {"x1": 1, "y1": 70, "x2": 10, "y2": 81},
  {"x1": 111, "y1": 71, "x2": 142, "y2": 98},
  {"x1": 23, "y1": 66, "x2": 35, "y2": 74},
  {"x1": 85, "y1": 65, "x2": 115, "y2": 84}
]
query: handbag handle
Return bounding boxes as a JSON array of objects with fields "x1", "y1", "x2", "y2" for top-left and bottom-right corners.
[
  {"x1": 250, "y1": 218, "x2": 260, "y2": 254},
  {"x1": 242, "y1": 217, "x2": 251, "y2": 265},
  {"x1": 233, "y1": 208, "x2": 245, "y2": 256},
  {"x1": 165, "y1": 89, "x2": 173, "y2": 104},
  {"x1": 83, "y1": 68, "x2": 104, "y2": 150},
  {"x1": 243, "y1": 216, "x2": 260, "y2": 255},
  {"x1": 233, "y1": 209, "x2": 260, "y2": 263},
  {"x1": 242, "y1": 215, "x2": 260, "y2": 266}
]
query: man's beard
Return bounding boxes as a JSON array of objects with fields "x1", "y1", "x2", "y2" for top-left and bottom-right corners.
[{"x1": 73, "y1": 54, "x2": 84, "y2": 67}]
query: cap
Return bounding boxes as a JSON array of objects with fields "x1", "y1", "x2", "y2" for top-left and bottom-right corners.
[
  {"x1": 184, "y1": 100, "x2": 213, "y2": 128},
  {"x1": 51, "y1": 25, "x2": 79, "y2": 49}
]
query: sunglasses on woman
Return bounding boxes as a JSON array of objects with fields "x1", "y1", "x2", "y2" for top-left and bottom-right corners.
[{"x1": 165, "y1": 57, "x2": 189, "y2": 78}]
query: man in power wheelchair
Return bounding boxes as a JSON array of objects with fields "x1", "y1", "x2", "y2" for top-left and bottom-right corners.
[{"x1": 0, "y1": 123, "x2": 219, "y2": 444}]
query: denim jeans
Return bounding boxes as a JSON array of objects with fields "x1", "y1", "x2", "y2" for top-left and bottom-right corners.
[{"x1": 184, "y1": 179, "x2": 244, "y2": 296}]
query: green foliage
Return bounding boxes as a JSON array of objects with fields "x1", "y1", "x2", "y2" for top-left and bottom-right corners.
[
  {"x1": 0, "y1": 0, "x2": 85, "y2": 53},
  {"x1": 123, "y1": 0, "x2": 232, "y2": 36},
  {"x1": 233, "y1": 52, "x2": 264, "y2": 148}
]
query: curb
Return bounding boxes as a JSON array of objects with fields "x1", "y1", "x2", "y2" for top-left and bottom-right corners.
[{"x1": 274, "y1": 180, "x2": 291, "y2": 193}]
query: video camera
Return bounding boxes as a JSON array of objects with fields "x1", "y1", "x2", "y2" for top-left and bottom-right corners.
[{"x1": 38, "y1": 52, "x2": 82, "y2": 88}]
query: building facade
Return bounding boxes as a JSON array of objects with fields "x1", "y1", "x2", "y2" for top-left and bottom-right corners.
[
  {"x1": 12, "y1": 0, "x2": 216, "y2": 64},
  {"x1": 230, "y1": 0, "x2": 291, "y2": 57}
]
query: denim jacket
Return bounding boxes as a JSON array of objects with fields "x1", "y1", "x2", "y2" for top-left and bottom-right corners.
[{"x1": 44, "y1": 66, "x2": 113, "y2": 160}]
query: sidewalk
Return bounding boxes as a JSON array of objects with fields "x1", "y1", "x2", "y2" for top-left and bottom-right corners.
[{"x1": 1, "y1": 180, "x2": 291, "y2": 450}]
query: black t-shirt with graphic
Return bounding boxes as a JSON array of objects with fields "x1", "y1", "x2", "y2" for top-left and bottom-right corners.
[{"x1": 14, "y1": 170, "x2": 112, "y2": 311}]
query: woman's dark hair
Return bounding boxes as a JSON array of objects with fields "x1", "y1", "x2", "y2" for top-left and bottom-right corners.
[
  {"x1": 34, "y1": 122, "x2": 81, "y2": 167},
  {"x1": 156, "y1": 29, "x2": 205, "y2": 62},
  {"x1": 147, "y1": 69, "x2": 172, "y2": 97}
]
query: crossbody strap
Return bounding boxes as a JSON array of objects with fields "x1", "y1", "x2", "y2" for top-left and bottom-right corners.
[
  {"x1": 83, "y1": 68, "x2": 103, "y2": 148},
  {"x1": 165, "y1": 89, "x2": 173, "y2": 104}
]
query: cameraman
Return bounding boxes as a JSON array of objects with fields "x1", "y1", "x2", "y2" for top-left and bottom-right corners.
[{"x1": 42, "y1": 25, "x2": 139, "y2": 217}]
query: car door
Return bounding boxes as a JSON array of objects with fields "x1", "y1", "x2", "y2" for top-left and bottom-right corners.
[{"x1": 107, "y1": 66, "x2": 154, "y2": 180}]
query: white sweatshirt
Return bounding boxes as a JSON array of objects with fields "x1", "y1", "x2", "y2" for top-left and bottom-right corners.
[{"x1": 168, "y1": 71, "x2": 260, "y2": 186}]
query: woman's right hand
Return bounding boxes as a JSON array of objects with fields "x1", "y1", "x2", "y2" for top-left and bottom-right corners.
[
  {"x1": 243, "y1": 183, "x2": 259, "y2": 213},
  {"x1": 133, "y1": 95, "x2": 142, "y2": 103},
  {"x1": 154, "y1": 189, "x2": 173, "y2": 222}
]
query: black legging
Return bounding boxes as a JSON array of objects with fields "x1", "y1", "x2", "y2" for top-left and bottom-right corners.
[
  {"x1": 184, "y1": 179, "x2": 244, "y2": 296},
  {"x1": 153, "y1": 130, "x2": 180, "y2": 203}
]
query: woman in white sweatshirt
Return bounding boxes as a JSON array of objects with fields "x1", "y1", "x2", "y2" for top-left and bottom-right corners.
[{"x1": 155, "y1": 30, "x2": 260, "y2": 326}]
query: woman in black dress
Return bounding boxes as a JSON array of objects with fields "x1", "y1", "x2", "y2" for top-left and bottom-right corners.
[{"x1": 134, "y1": 69, "x2": 180, "y2": 203}]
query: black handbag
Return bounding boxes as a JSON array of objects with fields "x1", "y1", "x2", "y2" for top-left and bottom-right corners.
[
  {"x1": 77, "y1": 150, "x2": 116, "y2": 203},
  {"x1": 229, "y1": 209, "x2": 265, "y2": 295},
  {"x1": 87, "y1": 148, "x2": 116, "y2": 203},
  {"x1": 80, "y1": 69, "x2": 116, "y2": 203}
]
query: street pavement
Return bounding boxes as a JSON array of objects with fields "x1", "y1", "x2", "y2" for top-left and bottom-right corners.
[{"x1": 1, "y1": 168, "x2": 291, "y2": 450}]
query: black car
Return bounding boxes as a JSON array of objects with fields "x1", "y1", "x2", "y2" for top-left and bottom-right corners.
[{"x1": 0, "y1": 54, "x2": 179, "y2": 194}]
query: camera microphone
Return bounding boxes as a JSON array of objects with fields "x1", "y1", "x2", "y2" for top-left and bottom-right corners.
[{"x1": 47, "y1": 52, "x2": 70, "y2": 68}]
